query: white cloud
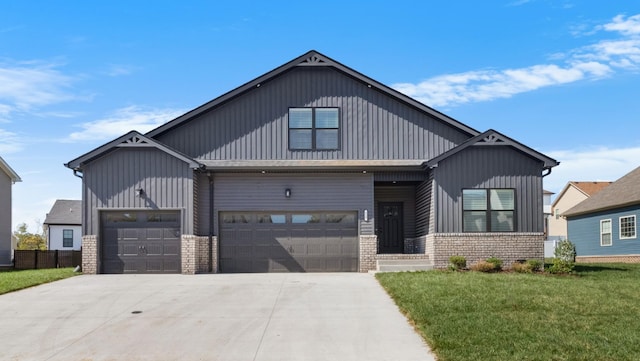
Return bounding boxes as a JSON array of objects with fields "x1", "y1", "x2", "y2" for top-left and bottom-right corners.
[
  {"x1": 603, "y1": 14, "x2": 640, "y2": 36},
  {"x1": 67, "y1": 105, "x2": 186, "y2": 142},
  {"x1": 0, "y1": 60, "x2": 77, "y2": 117},
  {"x1": 0, "y1": 128, "x2": 22, "y2": 153},
  {"x1": 105, "y1": 64, "x2": 137, "y2": 77},
  {"x1": 393, "y1": 13, "x2": 640, "y2": 108},
  {"x1": 543, "y1": 146, "x2": 640, "y2": 194}
]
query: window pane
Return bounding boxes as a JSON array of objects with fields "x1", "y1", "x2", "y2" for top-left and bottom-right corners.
[
  {"x1": 463, "y1": 190, "x2": 487, "y2": 210},
  {"x1": 315, "y1": 108, "x2": 339, "y2": 128},
  {"x1": 292, "y1": 214, "x2": 321, "y2": 224},
  {"x1": 222, "y1": 214, "x2": 250, "y2": 223},
  {"x1": 602, "y1": 233, "x2": 612, "y2": 246},
  {"x1": 490, "y1": 189, "x2": 514, "y2": 210},
  {"x1": 289, "y1": 108, "x2": 312, "y2": 128},
  {"x1": 258, "y1": 214, "x2": 286, "y2": 224},
  {"x1": 326, "y1": 213, "x2": 356, "y2": 224},
  {"x1": 491, "y1": 211, "x2": 514, "y2": 232},
  {"x1": 316, "y1": 129, "x2": 338, "y2": 150},
  {"x1": 290, "y1": 129, "x2": 312, "y2": 149},
  {"x1": 620, "y1": 216, "x2": 636, "y2": 239},
  {"x1": 464, "y1": 211, "x2": 487, "y2": 232},
  {"x1": 601, "y1": 219, "x2": 611, "y2": 233}
]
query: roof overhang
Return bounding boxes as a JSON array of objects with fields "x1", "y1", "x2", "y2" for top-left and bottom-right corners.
[
  {"x1": 199, "y1": 159, "x2": 425, "y2": 172},
  {"x1": 65, "y1": 131, "x2": 203, "y2": 170},
  {"x1": 0, "y1": 156, "x2": 21, "y2": 183},
  {"x1": 424, "y1": 129, "x2": 560, "y2": 170}
]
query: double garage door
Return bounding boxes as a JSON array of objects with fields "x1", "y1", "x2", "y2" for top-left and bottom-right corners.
[
  {"x1": 219, "y1": 211, "x2": 359, "y2": 273},
  {"x1": 101, "y1": 211, "x2": 181, "y2": 274}
]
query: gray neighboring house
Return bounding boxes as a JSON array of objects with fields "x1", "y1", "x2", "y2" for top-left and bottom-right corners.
[
  {"x1": 44, "y1": 200, "x2": 82, "y2": 251},
  {"x1": 66, "y1": 50, "x2": 559, "y2": 274},
  {"x1": 0, "y1": 156, "x2": 21, "y2": 266}
]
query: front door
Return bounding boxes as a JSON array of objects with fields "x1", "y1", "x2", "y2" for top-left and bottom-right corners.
[{"x1": 377, "y1": 202, "x2": 404, "y2": 253}]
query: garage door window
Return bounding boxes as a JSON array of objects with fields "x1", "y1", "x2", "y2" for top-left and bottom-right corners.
[
  {"x1": 106, "y1": 212, "x2": 137, "y2": 222},
  {"x1": 326, "y1": 213, "x2": 357, "y2": 224},
  {"x1": 222, "y1": 214, "x2": 251, "y2": 223},
  {"x1": 292, "y1": 214, "x2": 322, "y2": 223},
  {"x1": 258, "y1": 214, "x2": 286, "y2": 224}
]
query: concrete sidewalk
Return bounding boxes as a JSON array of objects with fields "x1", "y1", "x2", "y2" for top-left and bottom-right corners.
[{"x1": 0, "y1": 273, "x2": 436, "y2": 361}]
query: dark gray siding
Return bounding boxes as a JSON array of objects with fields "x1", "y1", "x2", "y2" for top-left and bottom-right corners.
[
  {"x1": 83, "y1": 148, "x2": 194, "y2": 235},
  {"x1": 212, "y1": 173, "x2": 374, "y2": 235},
  {"x1": 374, "y1": 185, "x2": 416, "y2": 239},
  {"x1": 433, "y1": 147, "x2": 544, "y2": 233},
  {"x1": 568, "y1": 205, "x2": 640, "y2": 256},
  {"x1": 155, "y1": 67, "x2": 470, "y2": 161},
  {"x1": 415, "y1": 174, "x2": 433, "y2": 237}
]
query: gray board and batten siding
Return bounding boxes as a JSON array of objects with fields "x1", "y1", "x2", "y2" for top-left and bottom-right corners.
[
  {"x1": 154, "y1": 66, "x2": 472, "y2": 162},
  {"x1": 82, "y1": 147, "x2": 194, "y2": 236},
  {"x1": 211, "y1": 173, "x2": 374, "y2": 236},
  {"x1": 432, "y1": 146, "x2": 545, "y2": 233}
]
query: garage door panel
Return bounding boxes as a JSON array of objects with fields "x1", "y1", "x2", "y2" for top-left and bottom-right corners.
[
  {"x1": 220, "y1": 211, "x2": 358, "y2": 273},
  {"x1": 101, "y1": 211, "x2": 181, "y2": 274}
]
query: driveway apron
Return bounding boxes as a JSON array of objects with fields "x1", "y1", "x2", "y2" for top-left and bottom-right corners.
[{"x1": 0, "y1": 273, "x2": 435, "y2": 361}]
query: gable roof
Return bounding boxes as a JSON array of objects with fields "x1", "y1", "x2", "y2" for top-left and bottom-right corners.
[
  {"x1": 0, "y1": 156, "x2": 21, "y2": 183},
  {"x1": 424, "y1": 129, "x2": 559, "y2": 169},
  {"x1": 65, "y1": 131, "x2": 203, "y2": 170},
  {"x1": 146, "y1": 50, "x2": 480, "y2": 139},
  {"x1": 551, "y1": 181, "x2": 612, "y2": 208},
  {"x1": 44, "y1": 199, "x2": 82, "y2": 225},
  {"x1": 564, "y1": 166, "x2": 640, "y2": 217}
]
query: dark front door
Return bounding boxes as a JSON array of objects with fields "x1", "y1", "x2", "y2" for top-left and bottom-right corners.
[{"x1": 378, "y1": 202, "x2": 404, "y2": 253}]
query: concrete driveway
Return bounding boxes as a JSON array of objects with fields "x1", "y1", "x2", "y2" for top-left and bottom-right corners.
[{"x1": 0, "y1": 273, "x2": 435, "y2": 361}]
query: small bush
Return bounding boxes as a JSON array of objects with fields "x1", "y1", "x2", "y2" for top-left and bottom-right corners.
[
  {"x1": 526, "y1": 259, "x2": 543, "y2": 272},
  {"x1": 486, "y1": 257, "x2": 503, "y2": 271},
  {"x1": 512, "y1": 262, "x2": 533, "y2": 273},
  {"x1": 470, "y1": 261, "x2": 496, "y2": 273},
  {"x1": 449, "y1": 255, "x2": 467, "y2": 271},
  {"x1": 549, "y1": 240, "x2": 577, "y2": 274}
]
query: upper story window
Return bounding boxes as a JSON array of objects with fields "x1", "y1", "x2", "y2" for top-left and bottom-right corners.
[
  {"x1": 289, "y1": 107, "x2": 339, "y2": 150},
  {"x1": 463, "y1": 189, "x2": 516, "y2": 232},
  {"x1": 620, "y1": 215, "x2": 636, "y2": 239}
]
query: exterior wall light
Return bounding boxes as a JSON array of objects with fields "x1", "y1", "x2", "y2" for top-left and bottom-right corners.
[
  {"x1": 136, "y1": 188, "x2": 145, "y2": 197},
  {"x1": 285, "y1": 188, "x2": 291, "y2": 198}
]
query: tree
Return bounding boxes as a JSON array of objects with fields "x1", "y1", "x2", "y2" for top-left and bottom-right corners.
[{"x1": 14, "y1": 223, "x2": 47, "y2": 250}]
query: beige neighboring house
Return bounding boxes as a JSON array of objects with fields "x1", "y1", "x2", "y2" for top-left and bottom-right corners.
[
  {"x1": 548, "y1": 181, "x2": 612, "y2": 241},
  {"x1": 0, "y1": 156, "x2": 21, "y2": 266}
]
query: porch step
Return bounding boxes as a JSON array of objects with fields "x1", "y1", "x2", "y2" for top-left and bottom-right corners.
[{"x1": 376, "y1": 259, "x2": 434, "y2": 272}]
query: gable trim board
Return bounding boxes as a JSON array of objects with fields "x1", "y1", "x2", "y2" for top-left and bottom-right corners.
[{"x1": 66, "y1": 50, "x2": 558, "y2": 274}]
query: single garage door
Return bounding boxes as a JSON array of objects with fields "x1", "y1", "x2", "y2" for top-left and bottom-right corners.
[
  {"x1": 219, "y1": 212, "x2": 358, "y2": 273},
  {"x1": 101, "y1": 211, "x2": 181, "y2": 274}
]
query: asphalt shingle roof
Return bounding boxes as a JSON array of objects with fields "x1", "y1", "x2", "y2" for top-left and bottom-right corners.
[
  {"x1": 43, "y1": 199, "x2": 82, "y2": 225},
  {"x1": 563, "y1": 167, "x2": 640, "y2": 217}
]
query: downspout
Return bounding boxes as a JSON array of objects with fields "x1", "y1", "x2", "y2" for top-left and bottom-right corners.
[
  {"x1": 542, "y1": 167, "x2": 552, "y2": 177},
  {"x1": 72, "y1": 169, "x2": 83, "y2": 179},
  {"x1": 207, "y1": 172, "x2": 214, "y2": 273}
]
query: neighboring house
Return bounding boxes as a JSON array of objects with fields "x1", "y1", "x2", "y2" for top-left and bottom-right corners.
[
  {"x1": 65, "y1": 50, "x2": 559, "y2": 274},
  {"x1": 565, "y1": 167, "x2": 640, "y2": 263},
  {"x1": 44, "y1": 200, "x2": 82, "y2": 251},
  {"x1": 548, "y1": 181, "x2": 612, "y2": 241},
  {"x1": 0, "y1": 156, "x2": 21, "y2": 266}
]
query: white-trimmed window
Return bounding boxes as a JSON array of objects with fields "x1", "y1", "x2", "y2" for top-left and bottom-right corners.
[
  {"x1": 289, "y1": 108, "x2": 339, "y2": 150},
  {"x1": 600, "y1": 219, "x2": 612, "y2": 246},
  {"x1": 620, "y1": 215, "x2": 636, "y2": 239},
  {"x1": 463, "y1": 189, "x2": 516, "y2": 232},
  {"x1": 63, "y1": 229, "x2": 73, "y2": 248}
]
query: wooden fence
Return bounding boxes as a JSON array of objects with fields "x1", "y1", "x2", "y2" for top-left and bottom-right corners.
[{"x1": 13, "y1": 250, "x2": 82, "y2": 270}]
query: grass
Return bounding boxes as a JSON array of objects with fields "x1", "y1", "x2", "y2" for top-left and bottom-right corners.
[
  {"x1": 0, "y1": 268, "x2": 79, "y2": 295},
  {"x1": 376, "y1": 263, "x2": 640, "y2": 361}
]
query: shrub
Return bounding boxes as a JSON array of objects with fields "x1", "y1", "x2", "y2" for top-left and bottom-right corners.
[
  {"x1": 526, "y1": 259, "x2": 543, "y2": 272},
  {"x1": 470, "y1": 260, "x2": 496, "y2": 273},
  {"x1": 549, "y1": 240, "x2": 576, "y2": 274},
  {"x1": 512, "y1": 262, "x2": 533, "y2": 273},
  {"x1": 449, "y1": 255, "x2": 467, "y2": 271},
  {"x1": 486, "y1": 256, "x2": 503, "y2": 271}
]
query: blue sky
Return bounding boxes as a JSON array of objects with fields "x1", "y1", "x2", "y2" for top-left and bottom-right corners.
[{"x1": 2, "y1": 1, "x2": 640, "y2": 232}]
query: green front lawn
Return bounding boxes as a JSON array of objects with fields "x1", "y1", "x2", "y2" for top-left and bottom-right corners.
[
  {"x1": 377, "y1": 264, "x2": 640, "y2": 361},
  {"x1": 0, "y1": 268, "x2": 79, "y2": 295}
]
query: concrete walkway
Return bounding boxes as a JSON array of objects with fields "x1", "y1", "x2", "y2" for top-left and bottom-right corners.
[{"x1": 0, "y1": 273, "x2": 436, "y2": 361}]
